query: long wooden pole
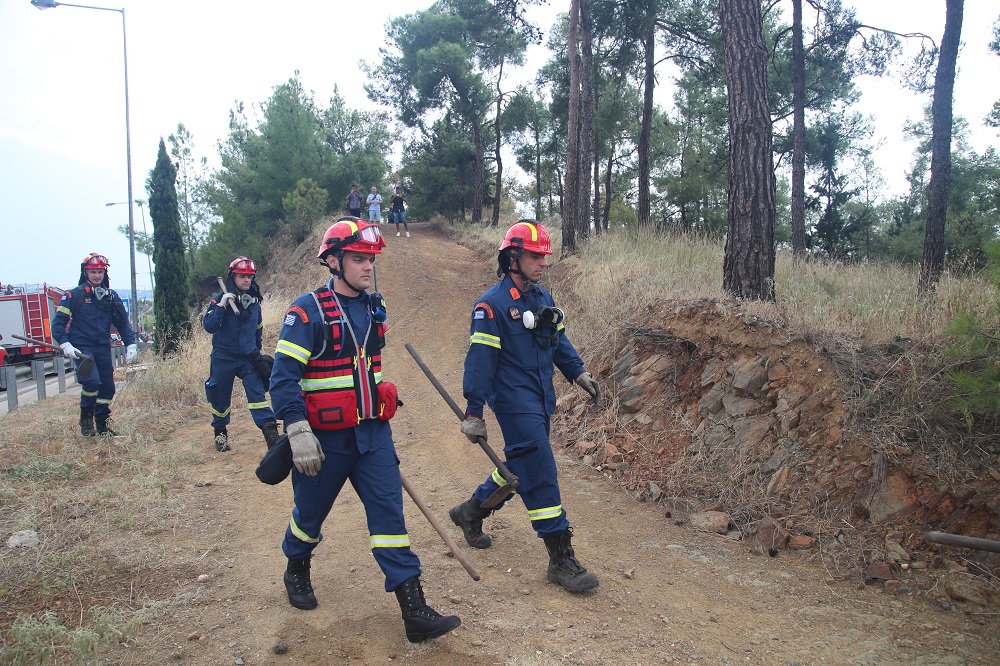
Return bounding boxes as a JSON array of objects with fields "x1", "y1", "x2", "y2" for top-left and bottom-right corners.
[{"x1": 400, "y1": 472, "x2": 480, "y2": 581}]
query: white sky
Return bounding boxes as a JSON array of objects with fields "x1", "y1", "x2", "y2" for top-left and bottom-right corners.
[{"x1": 0, "y1": 0, "x2": 997, "y2": 291}]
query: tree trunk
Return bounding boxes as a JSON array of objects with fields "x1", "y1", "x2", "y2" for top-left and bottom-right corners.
[
  {"x1": 563, "y1": 0, "x2": 581, "y2": 254},
  {"x1": 473, "y1": 120, "x2": 485, "y2": 224},
  {"x1": 637, "y1": 10, "x2": 655, "y2": 232},
  {"x1": 534, "y1": 124, "x2": 543, "y2": 221},
  {"x1": 790, "y1": 0, "x2": 808, "y2": 260},
  {"x1": 720, "y1": 0, "x2": 776, "y2": 302},
  {"x1": 603, "y1": 150, "x2": 613, "y2": 231},
  {"x1": 920, "y1": 0, "x2": 964, "y2": 292},
  {"x1": 579, "y1": 0, "x2": 594, "y2": 241},
  {"x1": 491, "y1": 81, "x2": 504, "y2": 228}
]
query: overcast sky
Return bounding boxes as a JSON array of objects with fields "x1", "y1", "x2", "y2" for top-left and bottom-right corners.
[{"x1": 1, "y1": 0, "x2": 997, "y2": 293}]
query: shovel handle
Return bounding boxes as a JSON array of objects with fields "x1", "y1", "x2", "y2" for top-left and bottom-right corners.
[
  {"x1": 404, "y1": 343, "x2": 519, "y2": 488},
  {"x1": 216, "y1": 277, "x2": 240, "y2": 314},
  {"x1": 11, "y1": 334, "x2": 63, "y2": 352},
  {"x1": 400, "y1": 472, "x2": 480, "y2": 581}
]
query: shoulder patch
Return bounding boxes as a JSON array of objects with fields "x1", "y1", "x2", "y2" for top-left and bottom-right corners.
[
  {"x1": 473, "y1": 302, "x2": 494, "y2": 319},
  {"x1": 509, "y1": 287, "x2": 521, "y2": 300},
  {"x1": 284, "y1": 305, "x2": 309, "y2": 326}
]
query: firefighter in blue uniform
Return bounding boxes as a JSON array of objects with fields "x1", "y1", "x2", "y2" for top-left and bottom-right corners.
[
  {"x1": 449, "y1": 220, "x2": 602, "y2": 593},
  {"x1": 203, "y1": 257, "x2": 279, "y2": 452},
  {"x1": 268, "y1": 217, "x2": 460, "y2": 643},
  {"x1": 52, "y1": 253, "x2": 137, "y2": 436}
]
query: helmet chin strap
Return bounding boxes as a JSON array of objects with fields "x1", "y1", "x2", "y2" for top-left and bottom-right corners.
[
  {"x1": 327, "y1": 251, "x2": 366, "y2": 295},
  {"x1": 510, "y1": 254, "x2": 540, "y2": 288}
]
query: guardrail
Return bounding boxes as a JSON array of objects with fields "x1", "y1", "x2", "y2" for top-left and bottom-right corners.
[{"x1": 2, "y1": 345, "x2": 128, "y2": 413}]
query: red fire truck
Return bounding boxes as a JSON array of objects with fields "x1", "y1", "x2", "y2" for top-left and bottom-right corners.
[{"x1": 0, "y1": 284, "x2": 66, "y2": 367}]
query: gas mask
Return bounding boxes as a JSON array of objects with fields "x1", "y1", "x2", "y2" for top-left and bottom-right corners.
[
  {"x1": 523, "y1": 306, "x2": 565, "y2": 349},
  {"x1": 93, "y1": 287, "x2": 109, "y2": 301},
  {"x1": 523, "y1": 306, "x2": 564, "y2": 331},
  {"x1": 240, "y1": 294, "x2": 258, "y2": 310}
]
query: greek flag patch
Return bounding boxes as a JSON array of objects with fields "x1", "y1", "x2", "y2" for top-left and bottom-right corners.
[
  {"x1": 284, "y1": 314, "x2": 296, "y2": 326},
  {"x1": 473, "y1": 310, "x2": 485, "y2": 320}
]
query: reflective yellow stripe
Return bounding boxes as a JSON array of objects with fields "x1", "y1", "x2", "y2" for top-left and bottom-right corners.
[
  {"x1": 96, "y1": 398, "x2": 112, "y2": 405},
  {"x1": 248, "y1": 401, "x2": 269, "y2": 410},
  {"x1": 58, "y1": 305, "x2": 72, "y2": 315},
  {"x1": 257, "y1": 322, "x2": 264, "y2": 329},
  {"x1": 289, "y1": 517, "x2": 319, "y2": 543},
  {"x1": 82, "y1": 389, "x2": 98, "y2": 397},
  {"x1": 276, "y1": 340, "x2": 310, "y2": 364},
  {"x1": 212, "y1": 406, "x2": 231, "y2": 418},
  {"x1": 301, "y1": 376, "x2": 354, "y2": 391},
  {"x1": 528, "y1": 505, "x2": 563, "y2": 521},
  {"x1": 490, "y1": 468, "x2": 509, "y2": 487},
  {"x1": 556, "y1": 322, "x2": 565, "y2": 332},
  {"x1": 471, "y1": 332, "x2": 501, "y2": 349},
  {"x1": 370, "y1": 534, "x2": 411, "y2": 549}
]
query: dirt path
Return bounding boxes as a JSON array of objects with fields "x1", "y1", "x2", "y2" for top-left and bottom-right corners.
[{"x1": 108, "y1": 226, "x2": 998, "y2": 665}]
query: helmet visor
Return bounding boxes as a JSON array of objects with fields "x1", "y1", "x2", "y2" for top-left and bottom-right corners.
[
  {"x1": 230, "y1": 258, "x2": 256, "y2": 273},
  {"x1": 83, "y1": 254, "x2": 110, "y2": 268},
  {"x1": 358, "y1": 225, "x2": 383, "y2": 244}
]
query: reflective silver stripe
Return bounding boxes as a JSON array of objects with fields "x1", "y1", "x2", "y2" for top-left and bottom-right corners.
[
  {"x1": 289, "y1": 517, "x2": 320, "y2": 543},
  {"x1": 300, "y1": 376, "x2": 354, "y2": 391},
  {"x1": 528, "y1": 505, "x2": 563, "y2": 521},
  {"x1": 370, "y1": 534, "x2": 411, "y2": 548}
]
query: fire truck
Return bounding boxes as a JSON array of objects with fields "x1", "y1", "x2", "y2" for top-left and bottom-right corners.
[{"x1": 0, "y1": 284, "x2": 66, "y2": 367}]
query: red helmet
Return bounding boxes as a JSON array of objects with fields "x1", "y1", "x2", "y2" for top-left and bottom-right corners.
[
  {"x1": 499, "y1": 220, "x2": 552, "y2": 255},
  {"x1": 81, "y1": 253, "x2": 110, "y2": 270},
  {"x1": 317, "y1": 217, "x2": 386, "y2": 259},
  {"x1": 229, "y1": 256, "x2": 257, "y2": 275}
]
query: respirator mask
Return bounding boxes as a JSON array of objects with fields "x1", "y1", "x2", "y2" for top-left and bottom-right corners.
[{"x1": 523, "y1": 306, "x2": 565, "y2": 349}]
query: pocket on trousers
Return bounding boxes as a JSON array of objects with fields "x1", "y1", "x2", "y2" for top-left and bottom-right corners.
[
  {"x1": 306, "y1": 390, "x2": 359, "y2": 431},
  {"x1": 376, "y1": 381, "x2": 399, "y2": 421}
]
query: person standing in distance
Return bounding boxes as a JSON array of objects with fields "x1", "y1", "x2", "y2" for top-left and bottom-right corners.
[
  {"x1": 51, "y1": 253, "x2": 137, "y2": 436},
  {"x1": 366, "y1": 185, "x2": 383, "y2": 224},
  {"x1": 268, "y1": 217, "x2": 460, "y2": 643},
  {"x1": 202, "y1": 256, "x2": 279, "y2": 452},
  {"x1": 449, "y1": 220, "x2": 602, "y2": 593},
  {"x1": 345, "y1": 184, "x2": 363, "y2": 218},
  {"x1": 389, "y1": 186, "x2": 409, "y2": 237}
]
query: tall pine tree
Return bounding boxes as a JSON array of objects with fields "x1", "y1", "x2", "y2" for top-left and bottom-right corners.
[{"x1": 148, "y1": 138, "x2": 192, "y2": 355}]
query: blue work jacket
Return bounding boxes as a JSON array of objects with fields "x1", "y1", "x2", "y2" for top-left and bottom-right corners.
[
  {"x1": 52, "y1": 284, "x2": 135, "y2": 349},
  {"x1": 203, "y1": 291, "x2": 263, "y2": 358}
]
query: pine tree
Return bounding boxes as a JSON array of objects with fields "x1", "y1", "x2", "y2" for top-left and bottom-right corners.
[{"x1": 148, "y1": 138, "x2": 192, "y2": 355}]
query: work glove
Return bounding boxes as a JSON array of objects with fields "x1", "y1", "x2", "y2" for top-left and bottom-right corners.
[
  {"x1": 125, "y1": 344, "x2": 137, "y2": 363},
  {"x1": 60, "y1": 342, "x2": 82, "y2": 359},
  {"x1": 218, "y1": 292, "x2": 237, "y2": 310},
  {"x1": 460, "y1": 415, "x2": 487, "y2": 444},
  {"x1": 286, "y1": 420, "x2": 325, "y2": 476},
  {"x1": 575, "y1": 372, "x2": 601, "y2": 404}
]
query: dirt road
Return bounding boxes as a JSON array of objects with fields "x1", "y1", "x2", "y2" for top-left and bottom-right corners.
[{"x1": 107, "y1": 226, "x2": 998, "y2": 665}]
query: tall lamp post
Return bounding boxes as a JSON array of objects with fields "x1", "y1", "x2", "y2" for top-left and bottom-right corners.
[
  {"x1": 105, "y1": 200, "x2": 153, "y2": 292},
  {"x1": 32, "y1": 0, "x2": 139, "y2": 333}
]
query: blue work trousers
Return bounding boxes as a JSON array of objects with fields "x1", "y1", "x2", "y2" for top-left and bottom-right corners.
[
  {"x1": 75, "y1": 345, "x2": 115, "y2": 418},
  {"x1": 473, "y1": 412, "x2": 570, "y2": 537},
  {"x1": 282, "y1": 422, "x2": 421, "y2": 592},
  {"x1": 204, "y1": 353, "x2": 274, "y2": 429}
]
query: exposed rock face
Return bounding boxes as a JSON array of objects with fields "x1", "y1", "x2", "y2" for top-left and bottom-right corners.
[{"x1": 553, "y1": 299, "x2": 1000, "y2": 564}]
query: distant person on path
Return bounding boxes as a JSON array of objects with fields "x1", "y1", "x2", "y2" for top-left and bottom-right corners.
[
  {"x1": 51, "y1": 253, "x2": 137, "y2": 436},
  {"x1": 268, "y1": 217, "x2": 460, "y2": 643},
  {"x1": 202, "y1": 256, "x2": 279, "y2": 453},
  {"x1": 390, "y1": 187, "x2": 409, "y2": 237},
  {"x1": 345, "y1": 184, "x2": 363, "y2": 218},
  {"x1": 366, "y1": 185, "x2": 383, "y2": 223},
  {"x1": 449, "y1": 219, "x2": 602, "y2": 593}
]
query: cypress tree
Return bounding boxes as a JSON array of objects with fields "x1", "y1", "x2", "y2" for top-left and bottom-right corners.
[{"x1": 148, "y1": 138, "x2": 192, "y2": 355}]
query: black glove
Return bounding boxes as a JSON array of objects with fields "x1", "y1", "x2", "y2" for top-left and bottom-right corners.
[{"x1": 251, "y1": 351, "x2": 274, "y2": 390}]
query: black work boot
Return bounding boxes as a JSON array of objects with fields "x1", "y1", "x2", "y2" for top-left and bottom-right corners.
[
  {"x1": 448, "y1": 496, "x2": 493, "y2": 549},
  {"x1": 393, "y1": 577, "x2": 461, "y2": 643},
  {"x1": 79, "y1": 407, "x2": 96, "y2": 436},
  {"x1": 543, "y1": 528, "x2": 599, "y2": 593},
  {"x1": 283, "y1": 558, "x2": 318, "y2": 610},
  {"x1": 95, "y1": 415, "x2": 119, "y2": 437},
  {"x1": 261, "y1": 420, "x2": 280, "y2": 450},
  {"x1": 213, "y1": 427, "x2": 230, "y2": 452}
]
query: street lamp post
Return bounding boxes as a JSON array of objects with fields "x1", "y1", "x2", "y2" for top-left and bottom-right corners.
[
  {"x1": 105, "y1": 200, "x2": 154, "y2": 292},
  {"x1": 32, "y1": 0, "x2": 139, "y2": 333}
]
